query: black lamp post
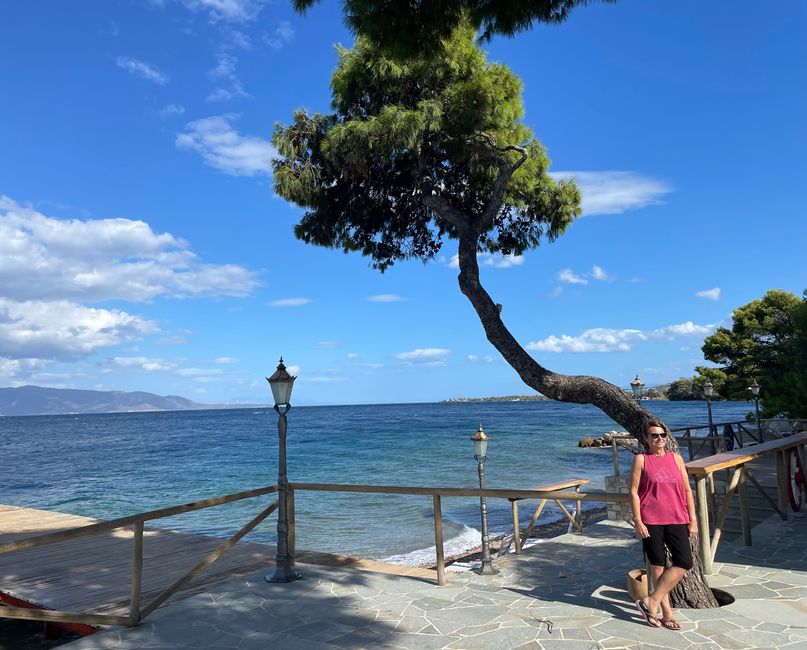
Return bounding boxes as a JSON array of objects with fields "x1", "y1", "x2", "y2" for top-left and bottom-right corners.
[
  {"x1": 630, "y1": 375, "x2": 644, "y2": 401},
  {"x1": 703, "y1": 380, "x2": 714, "y2": 437},
  {"x1": 266, "y1": 357, "x2": 301, "y2": 583},
  {"x1": 470, "y1": 424, "x2": 498, "y2": 576},
  {"x1": 749, "y1": 380, "x2": 762, "y2": 442}
]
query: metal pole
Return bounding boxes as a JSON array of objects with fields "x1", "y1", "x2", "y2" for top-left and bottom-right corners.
[
  {"x1": 476, "y1": 460, "x2": 498, "y2": 575},
  {"x1": 755, "y1": 397, "x2": 763, "y2": 442},
  {"x1": 706, "y1": 396, "x2": 713, "y2": 436},
  {"x1": 268, "y1": 405, "x2": 301, "y2": 583}
]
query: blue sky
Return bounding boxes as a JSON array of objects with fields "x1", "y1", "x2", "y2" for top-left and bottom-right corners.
[{"x1": 1, "y1": 0, "x2": 804, "y2": 406}]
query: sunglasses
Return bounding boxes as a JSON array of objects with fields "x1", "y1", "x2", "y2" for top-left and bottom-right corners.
[{"x1": 648, "y1": 432, "x2": 667, "y2": 439}]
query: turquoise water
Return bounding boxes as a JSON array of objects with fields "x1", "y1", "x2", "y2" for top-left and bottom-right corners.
[{"x1": 1, "y1": 400, "x2": 753, "y2": 564}]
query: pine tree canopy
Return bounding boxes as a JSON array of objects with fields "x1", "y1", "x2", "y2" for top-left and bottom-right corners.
[
  {"x1": 273, "y1": 25, "x2": 581, "y2": 271},
  {"x1": 292, "y1": 0, "x2": 615, "y2": 57}
]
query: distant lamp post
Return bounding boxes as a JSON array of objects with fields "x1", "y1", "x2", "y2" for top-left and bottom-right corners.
[
  {"x1": 630, "y1": 375, "x2": 645, "y2": 401},
  {"x1": 703, "y1": 380, "x2": 715, "y2": 436},
  {"x1": 266, "y1": 357, "x2": 301, "y2": 583},
  {"x1": 470, "y1": 424, "x2": 498, "y2": 576},
  {"x1": 749, "y1": 380, "x2": 762, "y2": 442}
]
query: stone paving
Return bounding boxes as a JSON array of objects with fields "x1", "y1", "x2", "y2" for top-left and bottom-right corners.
[{"x1": 64, "y1": 510, "x2": 807, "y2": 650}]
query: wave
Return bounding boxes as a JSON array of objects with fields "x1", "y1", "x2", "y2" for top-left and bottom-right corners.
[{"x1": 379, "y1": 523, "x2": 481, "y2": 567}]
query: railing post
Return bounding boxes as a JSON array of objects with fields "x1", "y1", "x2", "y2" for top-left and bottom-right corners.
[
  {"x1": 129, "y1": 521, "x2": 144, "y2": 625},
  {"x1": 575, "y1": 484, "x2": 583, "y2": 532},
  {"x1": 432, "y1": 495, "x2": 446, "y2": 586},
  {"x1": 511, "y1": 499, "x2": 521, "y2": 555},
  {"x1": 611, "y1": 438, "x2": 620, "y2": 476},
  {"x1": 695, "y1": 475, "x2": 713, "y2": 574},
  {"x1": 738, "y1": 466, "x2": 752, "y2": 546},
  {"x1": 686, "y1": 429, "x2": 694, "y2": 461},
  {"x1": 775, "y1": 450, "x2": 789, "y2": 521}
]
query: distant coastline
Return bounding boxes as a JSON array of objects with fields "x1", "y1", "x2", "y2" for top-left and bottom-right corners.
[{"x1": 442, "y1": 395, "x2": 550, "y2": 403}]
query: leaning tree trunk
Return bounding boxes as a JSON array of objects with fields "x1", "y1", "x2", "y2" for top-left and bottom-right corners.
[{"x1": 451, "y1": 229, "x2": 720, "y2": 608}]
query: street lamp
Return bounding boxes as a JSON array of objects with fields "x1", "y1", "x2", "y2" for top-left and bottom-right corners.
[
  {"x1": 470, "y1": 424, "x2": 498, "y2": 576},
  {"x1": 703, "y1": 380, "x2": 714, "y2": 437},
  {"x1": 749, "y1": 380, "x2": 762, "y2": 442},
  {"x1": 266, "y1": 357, "x2": 301, "y2": 583},
  {"x1": 630, "y1": 375, "x2": 644, "y2": 401}
]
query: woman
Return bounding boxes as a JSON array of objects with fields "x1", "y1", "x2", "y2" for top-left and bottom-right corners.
[{"x1": 629, "y1": 419, "x2": 697, "y2": 630}]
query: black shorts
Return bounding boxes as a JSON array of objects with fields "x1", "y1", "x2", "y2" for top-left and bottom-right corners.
[{"x1": 642, "y1": 523, "x2": 693, "y2": 570}]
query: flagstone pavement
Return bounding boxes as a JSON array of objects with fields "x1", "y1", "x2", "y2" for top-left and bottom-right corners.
[{"x1": 65, "y1": 510, "x2": 807, "y2": 650}]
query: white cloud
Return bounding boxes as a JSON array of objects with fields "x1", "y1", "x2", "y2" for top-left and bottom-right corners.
[
  {"x1": 264, "y1": 21, "x2": 294, "y2": 49},
  {"x1": 527, "y1": 321, "x2": 717, "y2": 353},
  {"x1": 316, "y1": 341, "x2": 339, "y2": 349},
  {"x1": 444, "y1": 253, "x2": 525, "y2": 269},
  {"x1": 0, "y1": 197, "x2": 260, "y2": 301},
  {"x1": 214, "y1": 356, "x2": 237, "y2": 364},
  {"x1": 115, "y1": 56, "x2": 169, "y2": 85},
  {"x1": 482, "y1": 253, "x2": 524, "y2": 269},
  {"x1": 557, "y1": 268, "x2": 588, "y2": 285},
  {"x1": 177, "y1": 0, "x2": 264, "y2": 22},
  {"x1": 368, "y1": 294, "x2": 406, "y2": 303},
  {"x1": 269, "y1": 298, "x2": 312, "y2": 307},
  {"x1": 591, "y1": 265, "x2": 615, "y2": 282},
  {"x1": 551, "y1": 171, "x2": 672, "y2": 216},
  {"x1": 468, "y1": 354, "x2": 495, "y2": 363},
  {"x1": 696, "y1": 287, "x2": 721, "y2": 301},
  {"x1": 394, "y1": 348, "x2": 451, "y2": 366},
  {"x1": 176, "y1": 114, "x2": 275, "y2": 176},
  {"x1": 206, "y1": 52, "x2": 250, "y2": 102},
  {"x1": 0, "y1": 299, "x2": 157, "y2": 361},
  {"x1": 160, "y1": 104, "x2": 186, "y2": 119},
  {"x1": 346, "y1": 353, "x2": 359, "y2": 360},
  {"x1": 111, "y1": 356, "x2": 176, "y2": 372}
]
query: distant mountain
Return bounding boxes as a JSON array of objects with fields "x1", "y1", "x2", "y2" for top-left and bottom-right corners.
[{"x1": 0, "y1": 385, "x2": 253, "y2": 416}]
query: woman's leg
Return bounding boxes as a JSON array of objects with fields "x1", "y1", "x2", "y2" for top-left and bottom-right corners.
[
  {"x1": 650, "y1": 564, "x2": 674, "y2": 621},
  {"x1": 644, "y1": 564, "x2": 686, "y2": 616}
]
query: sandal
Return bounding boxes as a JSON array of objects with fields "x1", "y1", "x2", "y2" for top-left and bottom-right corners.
[
  {"x1": 635, "y1": 600, "x2": 661, "y2": 628},
  {"x1": 661, "y1": 618, "x2": 682, "y2": 631}
]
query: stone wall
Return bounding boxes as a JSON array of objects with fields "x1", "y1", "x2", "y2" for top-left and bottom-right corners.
[{"x1": 605, "y1": 474, "x2": 633, "y2": 523}]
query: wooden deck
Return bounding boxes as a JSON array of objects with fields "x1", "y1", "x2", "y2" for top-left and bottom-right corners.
[{"x1": 0, "y1": 505, "x2": 436, "y2": 620}]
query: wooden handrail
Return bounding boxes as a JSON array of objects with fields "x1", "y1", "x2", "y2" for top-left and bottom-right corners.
[
  {"x1": 0, "y1": 484, "x2": 278, "y2": 555},
  {"x1": 289, "y1": 482, "x2": 629, "y2": 502},
  {"x1": 685, "y1": 433, "x2": 807, "y2": 475}
]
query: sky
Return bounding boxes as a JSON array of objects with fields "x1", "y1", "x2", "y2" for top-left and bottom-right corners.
[{"x1": 0, "y1": 0, "x2": 805, "y2": 406}]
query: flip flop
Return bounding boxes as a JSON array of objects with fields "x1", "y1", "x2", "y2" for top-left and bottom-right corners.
[
  {"x1": 661, "y1": 618, "x2": 682, "y2": 631},
  {"x1": 635, "y1": 600, "x2": 661, "y2": 628}
]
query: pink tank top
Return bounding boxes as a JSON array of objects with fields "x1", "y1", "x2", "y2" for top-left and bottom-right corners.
[{"x1": 638, "y1": 452, "x2": 689, "y2": 525}]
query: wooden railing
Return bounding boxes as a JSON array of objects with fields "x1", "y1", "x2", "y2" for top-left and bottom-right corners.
[
  {"x1": 0, "y1": 480, "x2": 633, "y2": 629},
  {"x1": 0, "y1": 485, "x2": 279, "y2": 628},
  {"x1": 685, "y1": 432, "x2": 807, "y2": 574}
]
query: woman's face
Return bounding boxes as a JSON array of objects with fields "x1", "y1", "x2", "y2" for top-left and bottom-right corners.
[{"x1": 645, "y1": 425, "x2": 667, "y2": 452}]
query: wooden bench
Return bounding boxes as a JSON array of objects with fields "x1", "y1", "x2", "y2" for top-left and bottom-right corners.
[
  {"x1": 685, "y1": 432, "x2": 807, "y2": 574},
  {"x1": 507, "y1": 479, "x2": 590, "y2": 553}
]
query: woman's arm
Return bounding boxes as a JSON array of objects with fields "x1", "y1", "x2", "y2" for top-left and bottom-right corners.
[
  {"x1": 676, "y1": 453, "x2": 698, "y2": 536},
  {"x1": 629, "y1": 454, "x2": 649, "y2": 538}
]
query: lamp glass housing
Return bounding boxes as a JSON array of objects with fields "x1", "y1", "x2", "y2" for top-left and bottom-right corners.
[
  {"x1": 630, "y1": 375, "x2": 644, "y2": 397},
  {"x1": 473, "y1": 437, "x2": 488, "y2": 460},
  {"x1": 703, "y1": 381, "x2": 714, "y2": 398},
  {"x1": 749, "y1": 381, "x2": 760, "y2": 397},
  {"x1": 267, "y1": 358, "x2": 296, "y2": 406}
]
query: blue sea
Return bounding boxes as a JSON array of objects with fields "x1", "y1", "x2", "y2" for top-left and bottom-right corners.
[{"x1": 1, "y1": 400, "x2": 753, "y2": 565}]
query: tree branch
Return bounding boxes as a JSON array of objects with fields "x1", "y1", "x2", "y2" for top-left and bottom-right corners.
[{"x1": 467, "y1": 134, "x2": 528, "y2": 230}]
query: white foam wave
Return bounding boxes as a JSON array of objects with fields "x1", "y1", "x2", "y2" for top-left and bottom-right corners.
[{"x1": 380, "y1": 523, "x2": 481, "y2": 567}]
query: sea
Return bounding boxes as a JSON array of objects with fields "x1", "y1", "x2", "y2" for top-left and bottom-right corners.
[{"x1": 1, "y1": 400, "x2": 753, "y2": 566}]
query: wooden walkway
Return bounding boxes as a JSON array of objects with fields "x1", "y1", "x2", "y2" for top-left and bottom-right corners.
[{"x1": 0, "y1": 505, "x2": 435, "y2": 621}]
